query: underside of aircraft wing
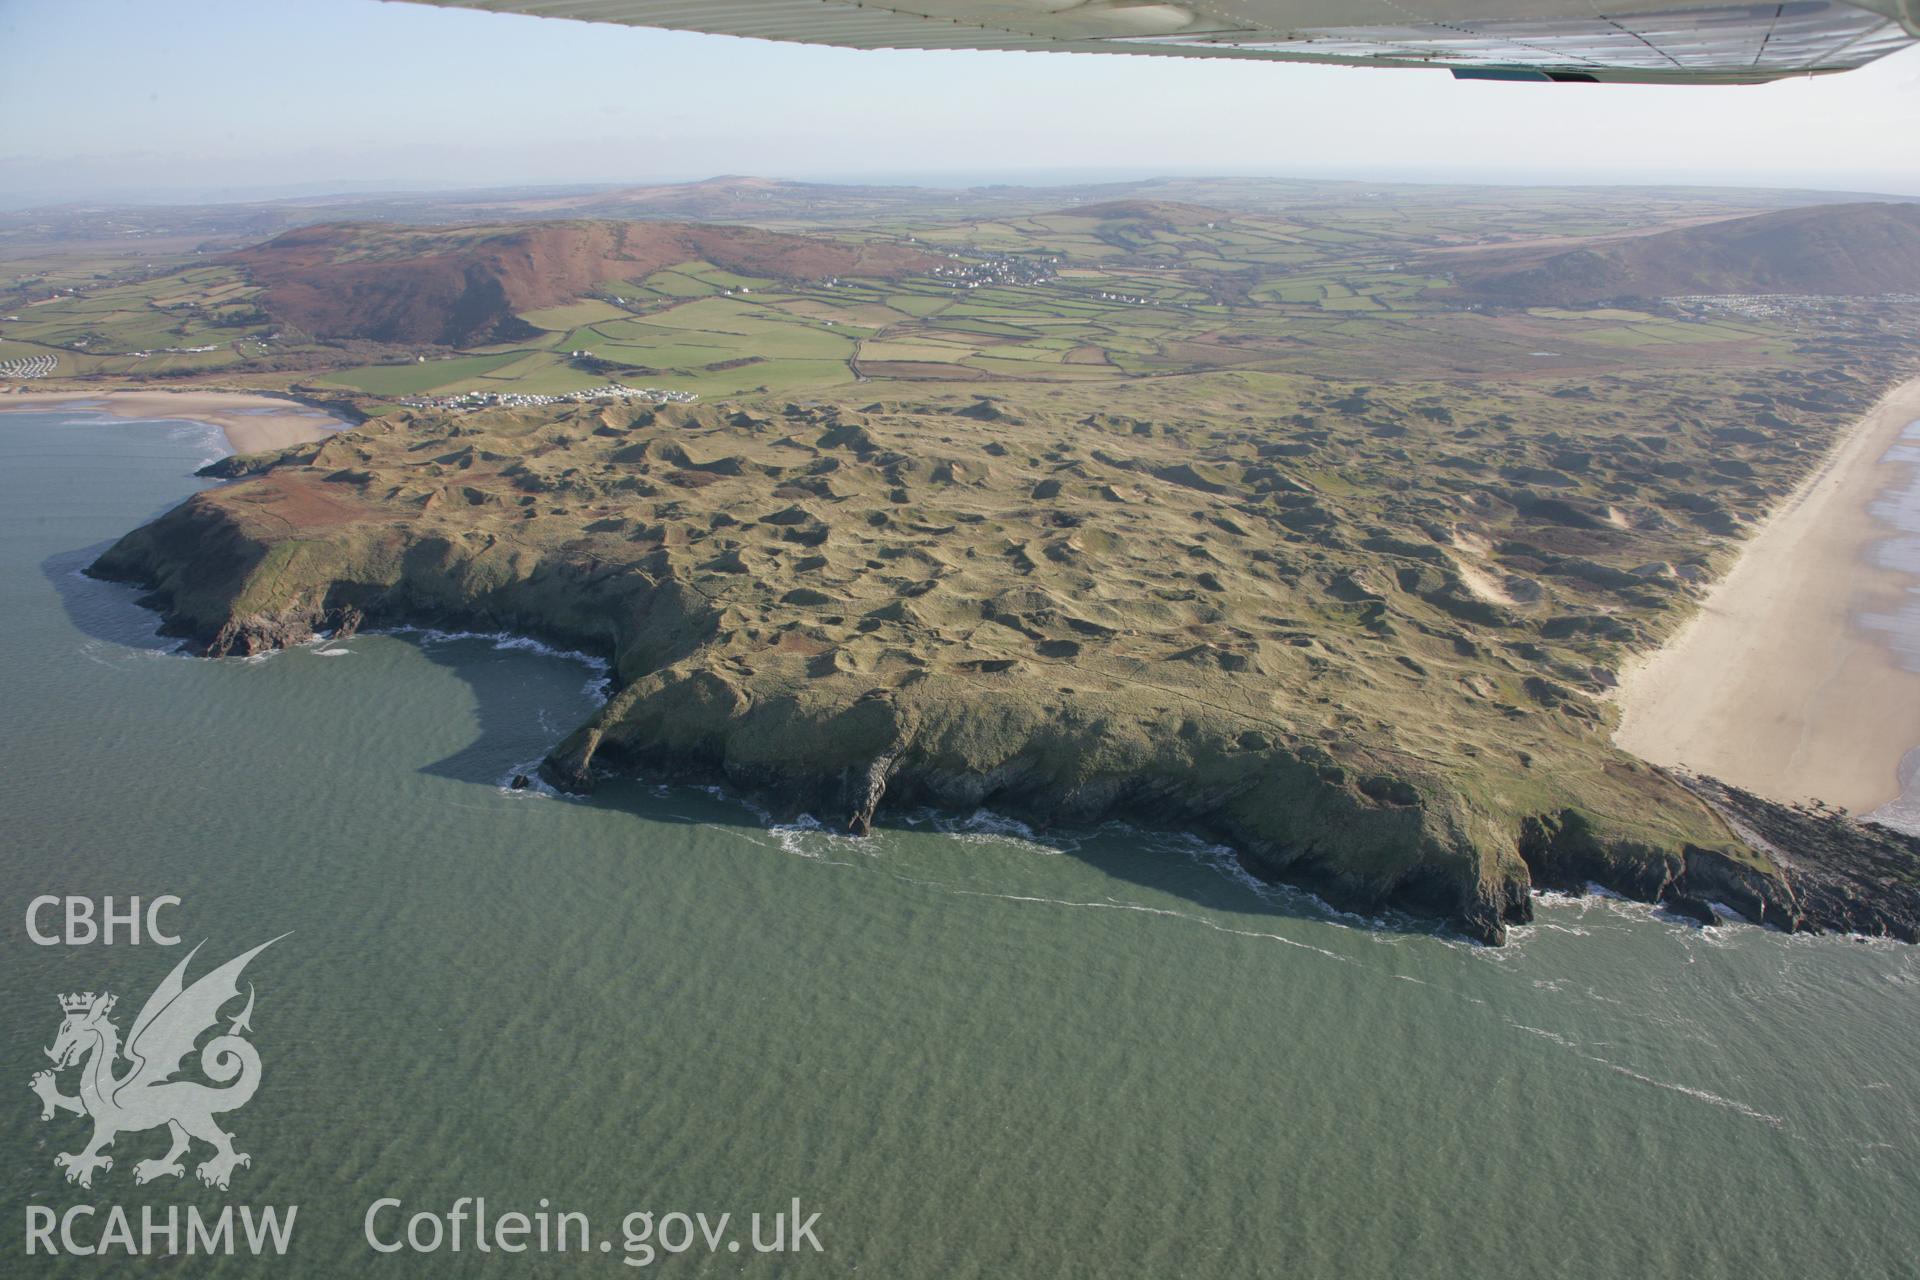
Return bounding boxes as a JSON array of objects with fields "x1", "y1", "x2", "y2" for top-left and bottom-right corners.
[{"x1": 398, "y1": 0, "x2": 1919, "y2": 84}]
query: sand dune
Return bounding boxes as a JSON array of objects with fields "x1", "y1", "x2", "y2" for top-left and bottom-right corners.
[{"x1": 1614, "y1": 376, "x2": 1920, "y2": 813}]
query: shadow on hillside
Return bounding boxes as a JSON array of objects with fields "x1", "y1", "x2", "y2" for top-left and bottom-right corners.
[
  {"x1": 403, "y1": 627, "x2": 611, "y2": 789},
  {"x1": 42, "y1": 549, "x2": 1459, "y2": 948},
  {"x1": 399, "y1": 631, "x2": 1450, "y2": 946}
]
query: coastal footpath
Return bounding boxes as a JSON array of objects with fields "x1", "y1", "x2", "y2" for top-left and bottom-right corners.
[{"x1": 85, "y1": 374, "x2": 1920, "y2": 943}]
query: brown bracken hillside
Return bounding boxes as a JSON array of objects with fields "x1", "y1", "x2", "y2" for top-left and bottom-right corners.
[
  {"x1": 1446, "y1": 202, "x2": 1920, "y2": 307},
  {"x1": 225, "y1": 219, "x2": 940, "y2": 346}
]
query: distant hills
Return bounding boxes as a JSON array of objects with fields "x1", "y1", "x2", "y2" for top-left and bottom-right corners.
[
  {"x1": 9, "y1": 175, "x2": 1905, "y2": 255},
  {"x1": 226, "y1": 219, "x2": 937, "y2": 346},
  {"x1": 16, "y1": 183, "x2": 1920, "y2": 364},
  {"x1": 1051, "y1": 199, "x2": 1232, "y2": 227},
  {"x1": 1448, "y1": 202, "x2": 1920, "y2": 306}
]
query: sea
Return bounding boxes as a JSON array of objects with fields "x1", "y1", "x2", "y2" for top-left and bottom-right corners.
[
  {"x1": 1, "y1": 408, "x2": 1916, "y2": 1278},
  {"x1": 1865, "y1": 417, "x2": 1920, "y2": 834}
]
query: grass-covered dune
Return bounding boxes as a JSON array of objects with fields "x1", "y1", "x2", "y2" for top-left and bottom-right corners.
[{"x1": 90, "y1": 368, "x2": 1920, "y2": 942}]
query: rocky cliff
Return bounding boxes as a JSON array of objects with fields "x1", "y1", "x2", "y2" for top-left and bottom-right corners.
[{"x1": 90, "y1": 375, "x2": 1920, "y2": 943}]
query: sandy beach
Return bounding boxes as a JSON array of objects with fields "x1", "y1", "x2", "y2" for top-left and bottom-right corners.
[
  {"x1": 1614, "y1": 375, "x2": 1920, "y2": 815},
  {"x1": 0, "y1": 388, "x2": 347, "y2": 452}
]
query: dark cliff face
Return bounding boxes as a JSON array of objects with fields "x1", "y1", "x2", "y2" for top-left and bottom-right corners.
[
  {"x1": 1670, "y1": 778, "x2": 1920, "y2": 943},
  {"x1": 100, "y1": 476, "x2": 1920, "y2": 946},
  {"x1": 81, "y1": 379, "x2": 1920, "y2": 947},
  {"x1": 537, "y1": 664, "x2": 1540, "y2": 944},
  {"x1": 88, "y1": 486, "x2": 1541, "y2": 944}
]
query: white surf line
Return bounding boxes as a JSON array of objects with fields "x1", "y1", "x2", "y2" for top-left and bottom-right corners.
[
  {"x1": 1506, "y1": 1021, "x2": 1582, "y2": 1049},
  {"x1": 696, "y1": 816, "x2": 864, "y2": 869},
  {"x1": 903, "y1": 880, "x2": 1361, "y2": 964},
  {"x1": 382, "y1": 625, "x2": 613, "y2": 685},
  {"x1": 1502, "y1": 1018, "x2": 1784, "y2": 1126},
  {"x1": 698, "y1": 802, "x2": 1808, "y2": 1132},
  {"x1": 1592, "y1": 1059, "x2": 1787, "y2": 1128},
  {"x1": 889, "y1": 867, "x2": 1798, "y2": 1128}
]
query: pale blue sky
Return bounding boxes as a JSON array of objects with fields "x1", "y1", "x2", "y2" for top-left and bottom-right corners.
[{"x1": 4, "y1": 0, "x2": 1918, "y2": 204}]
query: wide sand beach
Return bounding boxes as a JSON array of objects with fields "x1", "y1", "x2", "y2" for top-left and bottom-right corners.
[
  {"x1": 1615, "y1": 375, "x2": 1920, "y2": 815},
  {"x1": 0, "y1": 387, "x2": 346, "y2": 452}
]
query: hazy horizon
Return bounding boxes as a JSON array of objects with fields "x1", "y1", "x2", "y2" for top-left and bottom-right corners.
[
  {"x1": 9, "y1": 166, "x2": 1920, "y2": 214},
  {"x1": 4, "y1": 0, "x2": 1919, "y2": 208}
]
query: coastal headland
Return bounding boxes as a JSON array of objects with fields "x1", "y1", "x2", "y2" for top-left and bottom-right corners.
[
  {"x1": 82, "y1": 373, "x2": 1920, "y2": 944},
  {"x1": 17, "y1": 189, "x2": 1920, "y2": 944}
]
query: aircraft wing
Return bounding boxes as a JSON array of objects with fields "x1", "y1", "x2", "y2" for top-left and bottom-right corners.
[{"x1": 399, "y1": 0, "x2": 1919, "y2": 85}]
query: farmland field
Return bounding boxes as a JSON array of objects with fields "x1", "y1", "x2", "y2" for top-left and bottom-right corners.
[
  {"x1": 316, "y1": 353, "x2": 526, "y2": 396},
  {"x1": 2, "y1": 181, "x2": 1884, "y2": 408}
]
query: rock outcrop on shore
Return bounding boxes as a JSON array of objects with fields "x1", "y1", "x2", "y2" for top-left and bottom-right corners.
[
  {"x1": 1667, "y1": 776, "x2": 1920, "y2": 941},
  {"x1": 89, "y1": 372, "x2": 1920, "y2": 943}
]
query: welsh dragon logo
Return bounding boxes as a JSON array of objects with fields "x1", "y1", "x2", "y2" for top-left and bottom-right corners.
[{"x1": 29, "y1": 938, "x2": 282, "y2": 1190}]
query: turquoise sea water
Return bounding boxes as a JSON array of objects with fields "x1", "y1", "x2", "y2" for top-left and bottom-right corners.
[{"x1": 1, "y1": 409, "x2": 1917, "y2": 1277}]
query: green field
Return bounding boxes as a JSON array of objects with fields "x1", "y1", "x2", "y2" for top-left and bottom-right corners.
[
  {"x1": 316, "y1": 353, "x2": 523, "y2": 396},
  {"x1": 518, "y1": 299, "x2": 630, "y2": 329},
  {"x1": 0, "y1": 186, "x2": 1849, "y2": 402}
]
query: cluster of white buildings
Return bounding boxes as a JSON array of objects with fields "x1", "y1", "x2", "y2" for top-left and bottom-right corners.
[
  {"x1": 0, "y1": 352, "x2": 57, "y2": 379},
  {"x1": 130, "y1": 345, "x2": 220, "y2": 358},
  {"x1": 1665, "y1": 293, "x2": 1920, "y2": 320},
  {"x1": 397, "y1": 383, "x2": 698, "y2": 412},
  {"x1": 929, "y1": 254, "x2": 1058, "y2": 289}
]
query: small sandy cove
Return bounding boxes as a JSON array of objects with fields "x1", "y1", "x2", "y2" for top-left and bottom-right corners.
[
  {"x1": 1615, "y1": 375, "x2": 1920, "y2": 814},
  {"x1": 0, "y1": 388, "x2": 345, "y2": 452}
]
